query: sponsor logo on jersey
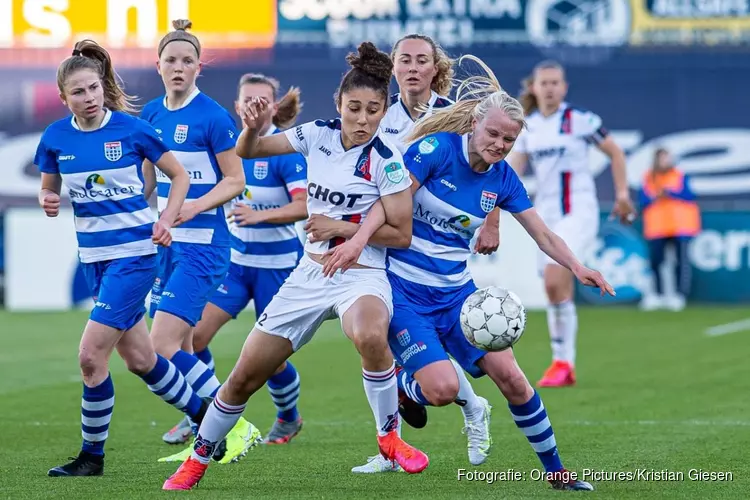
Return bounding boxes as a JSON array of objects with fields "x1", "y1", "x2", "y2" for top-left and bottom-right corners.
[
  {"x1": 418, "y1": 137, "x2": 439, "y2": 155},
  {"x1": 103, "y1": 141, "x2": 122, "y2": 162},
  {"x1": 415, "y1": 203, "x2": 473, "y2": 238},
  {"x1": 174, "y1": 124, "x2": 189, "y2": 144},
  {"x1": 295, "y1": 125, "x2": 304, "y2": 143},
  {"x1": 441, "y1": 178, "x2": 457, "y2": 191},
  {"x1": 253, "y1": 161, "x2": 268, "y2": 180},
  {"x1": 307, "y1": 182, "x2": 364, "y2": 208},
  {"x1": 480, "y1": 191, "x2": 498, "y2": 213},
  {"x1": 318, "y1": 145, "x2": 332, "y2": 156},
  {"x1": 385, "y1": 162, "x2": 405, "y2": 183},
  {"x1": 69, "y1": 173, "x2": 137, "y2": 200},
  {"x1": 384, "y1": 127, "x2": 399, "y2": 134},
  {"x1": 401, "y1": 341, "x2": 427, "y2": 363}
]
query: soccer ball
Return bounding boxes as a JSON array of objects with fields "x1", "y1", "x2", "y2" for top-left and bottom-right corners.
[{"x1": 460, "y1": 286, "x2": 526, "y2": 351}]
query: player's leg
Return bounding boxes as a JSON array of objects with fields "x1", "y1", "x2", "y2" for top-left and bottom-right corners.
[
  {"x1": 256, "y1": 267, "x2": 304, "y2": 444},
  {"x1": 161, "y1": 265, "x2": 248, "y2": 445},
  {"x1": 538, "y1": 214, "x2": 596, "y2": 387},
  {"x1": 641, "y1": 237, "x2": 667, "y2": 310},
  {"x1": 164, "y1": 260, "x2": 329, "y2": 490},
  {"x1": 671, "y1": 237, "x2": 691, "y2": 310},
  {"x1": 478, "y1": 350, "x2": 594, "y2": 491},
  {"x1": 337, "y1": 271, "x2": 428, "y2": 474}
]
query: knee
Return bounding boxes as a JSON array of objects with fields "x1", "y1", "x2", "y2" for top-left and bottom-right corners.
[
  {"x1": 544, "y1": 275, "x2": 572, "y2": 303},
  {"x1": 422, "y1": 377, "x2": 459, "y2": 407},
  {"x1": 352, "y1": 320, "x2": 390, "y2": 360},
  {"x1": 122, "y1": 349, "x2": 156, "y2": 376},
  {"x1": 224, "y1": 367, "x2": 263, "y2": 399},
  {"x1": 192, "y1": 325, "x2": 210, "y2": 353},
  {"x1": 78, "y1": 348, "x2": 106, "y2": 379},
  {"x1": 484, "y1": 355, "x2": 532, "y2": 404}
]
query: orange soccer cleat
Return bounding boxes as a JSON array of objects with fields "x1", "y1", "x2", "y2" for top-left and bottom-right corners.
[
  {"x1": 377, "y1": 430, "x2": 429, "y2": 474},
  {"x1": 537, "y1": 360, "x2": 576, "y2": 388},
  {"x1": 162, "y1": 457, "x2": 208, "y2": 491}
]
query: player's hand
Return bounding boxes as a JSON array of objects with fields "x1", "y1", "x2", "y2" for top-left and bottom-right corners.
[
  {"x1": 40, "y1": 192, "x2": 60, "y2": 217},
  {"x1": 241, "y1": 96, "x2": 269, "y2": 131},
  {"x1": 321, "y1": 238, "x2": 366, "y2": 278},
  {"x1": 152, "y1": 220, "x2": 173, "y2": 247},
  {"x1": 228, "y1": 204, "x2": 264, "y2": 226},
  {"x1": 611, "y1": 195, "x2": 637, "y2": 224},
  {"x1": 174, "y1": 201, "x2": 202, "y2": 227},
  {"x1": 572, "y1": 264, "x2": 615, "y2": 297},
  {"x1": 474, "y1": 219, "x2": 500, "y2": 255},
  {"x1": 305, "y1": 214, "x2": 345, "y2": 243}
]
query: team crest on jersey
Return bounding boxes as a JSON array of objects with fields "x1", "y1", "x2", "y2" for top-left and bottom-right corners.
[
  {"x1": 480, "y1": 191, "x2": 498, "y2": 213},
  {"x1": 385, "y1": 162, "x2": 405, "y2": 183},
  {"x1": 395, "y1": 329, "x2": 411, "y2": 347},
  {"x1": 253, "y1": 161, "x2": 268, "y2": 180},
  {"x1": 418, "y1": 137, "x2": 439, "y2": 155},
  {"x1": 103, "y1": 142, "x2": 122, "y2": 162},
  {"x1": 174, "y1": 124, "x2": 189, "y2": 144}
]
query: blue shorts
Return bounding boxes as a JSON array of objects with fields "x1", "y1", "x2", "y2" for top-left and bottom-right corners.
[
  {"x1": 208, "y1": 262, "x2": 294, "y2": 319},
  {"x1": 83, "y1": 254, "x2": 158, "y2": 331},
  {"x1": 387, "y1": 274, "x2": 487, "y2": 379},
  {"x1": 149, "y1": 242, "x2": 231, "y2": 327}
]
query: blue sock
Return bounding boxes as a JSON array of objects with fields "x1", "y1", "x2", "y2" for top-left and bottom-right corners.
[
  {"x1": 267, "y1": 362, "x2": 300, "y2": 422},
  {"x1": 81, "y1": 374, "x2": 114, "y2": 456},
  {"x1": 171, "y1": 350, "x2": 221, "y2": 398},
  {"x1": 195, "y1": 348, "x2": 215, "y2": 374},
  {"x1": 509, "y1": 390, "x2": 563, "y2": 472},
  {"x1": 397, "y1": 370, "x2": 432, "y2": 406},
  {"x1": 140, "y1": 354, "x2": 203, "y2": 419}
]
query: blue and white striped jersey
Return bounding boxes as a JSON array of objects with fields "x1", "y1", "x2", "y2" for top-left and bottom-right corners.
[
  {"x1": 388, "y1": 132, "x2": 532, "y2": 288},
  {"x1": 231, "y1": 126, "x2": 307, "y2": 269},
  {"x1": 141, "y1": 88, "x2": 239, "y2": 246},
  {"x1": 380, "y1": 91, "x2": 452, "y2": 154},
  {"x1": 34, "y1": 109, "x2": 168, "y2": 263}
]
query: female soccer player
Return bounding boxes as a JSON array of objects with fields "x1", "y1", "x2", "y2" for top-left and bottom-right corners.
[
  {"x1": 312, "y1": 56, "x2": 612, "y2": 491},
  {"x1": 161, "y1": 73, "x2": 308, "y2": 448},
  {"x1": 508, "y1": 60, "x2": 635, "y2": 387},
  {"x1": 37, "y1": 40, "x2": 220, "y2": 476},
  {"x1": 346, "y1": 33, "x2": 496, "y2": 473},
  {"x1": 163, "y1": 41, "x2": 429, "y2": 491},
  {"x1": 141, "y1": 20, "x2": 259, "y2": 461}
]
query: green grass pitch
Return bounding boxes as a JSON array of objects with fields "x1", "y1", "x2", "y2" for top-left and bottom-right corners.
[{"x1": 0, "y1": 307, "x2": 748, "y2": 499}]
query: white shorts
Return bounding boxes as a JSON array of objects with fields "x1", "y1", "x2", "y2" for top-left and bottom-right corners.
[
  {"x1": 537, "y1": 208, "x2": 600, "y2": 276},
  {"x1": 254, "y1": 255, "x2": 393, "y2": 351}
]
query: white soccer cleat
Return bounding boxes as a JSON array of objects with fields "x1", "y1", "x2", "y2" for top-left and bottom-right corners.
[
  {"x1": 462, "y1": 396, "x2": 492, "y2": 466},
  {"x1": 351, "y1": 454, "x2": 404, "y2": 474}
]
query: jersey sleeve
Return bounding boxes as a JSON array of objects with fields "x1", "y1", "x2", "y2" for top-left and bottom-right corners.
[
  {"x1": 574, "y1": 109, "x2": 608, "y2": 145},
  {"x1": 403, "y1": 135, "x2": 445, "y2": 186},
  {"x1": 497, "y1": 164, "x2": 533, "y2": 213},
  {"x1": 34, "y1": 132, "x2": 58, "y2": 174},
  {"x1": 373, "y1": 148, "x2": 413, "y2": 197},
  {"x1": 283, "y1": 121, "x2": 320, "y2": 157},
  {"x1": 133, "y1": 119, "x2": 170, "y2": 164},
  {"x1": 279, "y1": 153, "x2": 307, "y2": 197},
  {"x1": 208, "y1": 109, "x2": 239, "y2": 154}
]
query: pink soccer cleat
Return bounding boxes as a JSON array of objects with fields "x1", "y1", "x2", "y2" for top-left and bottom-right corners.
[
  {"x1": 377, "y1": 430, "x2": 429, "y2": 474},
  {"x1": 537, "y1": 360, "x2": 576, "y2": 388},
  {"x1": 162, "y1": 457, "x2": 208, "y2": 491}
]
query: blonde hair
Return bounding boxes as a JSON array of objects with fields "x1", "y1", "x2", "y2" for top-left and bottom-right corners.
[
  {"x1": 519, "y1": 60, "x2": 565, "y2": 115},
  {"x1": 238, "y1": 73, "x2": 302, "y2": 130},
  {"x1": 391, "y1": 34, "x2": 455, "y2": 97},
  {"x1": 407, "y1": 55, "x2": 525, "y2": 143},
  {"x1": 57, "y1": 39, "x2": 137, "y2": 114}
]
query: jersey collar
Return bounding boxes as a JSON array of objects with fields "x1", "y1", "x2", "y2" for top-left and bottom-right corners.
[
  {"x1": 398, "y1": 90, "x2": 440, "y2": 122},
  {"x1": 70, "y1": 108, "x2": 112, "y2": 131},
  {"x1": 163, "y1": 87, "x2": 201, "y2": 111}
]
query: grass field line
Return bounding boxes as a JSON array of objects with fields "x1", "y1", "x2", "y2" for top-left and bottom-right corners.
[{"x1": 704, "y1": 318, "x2": 750, "y2": 336}]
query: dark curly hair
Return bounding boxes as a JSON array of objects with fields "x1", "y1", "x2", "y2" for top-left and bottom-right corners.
[{"x1": 334, "y1": 42, "x2": 393, "y2": 107}]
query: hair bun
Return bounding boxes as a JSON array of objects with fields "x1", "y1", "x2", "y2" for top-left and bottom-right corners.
[
  {"x1": 172, "y1": 19, "x2": 193, "y2": 31},
  {"x1": 345, "y1": 41, "x2": 393, "y2": 83}
]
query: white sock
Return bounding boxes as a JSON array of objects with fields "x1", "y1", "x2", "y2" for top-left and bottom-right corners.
[
  {"x1": 362, "y1": 363, "x2": 399, "y2": 437},
  {"x1": 546, "y1": 301, "x2": 578, "y2": 365},
  {"x1": 449, "y1": 359, "x2": 482, "y2": 418},
  {"x1": 191, "y1": 397, "x2": 245, "y2": 464}
]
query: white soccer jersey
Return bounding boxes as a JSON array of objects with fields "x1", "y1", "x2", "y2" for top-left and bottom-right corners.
[
  {"x1": 284, "y1": 119, "x2": 412, "y2": 269},
  {"x1": 380, "y1": 91, "x2": 453, "y2": 154},
  {"x1": 514, "y1": 102, "x2": 607, "y2": 218}
]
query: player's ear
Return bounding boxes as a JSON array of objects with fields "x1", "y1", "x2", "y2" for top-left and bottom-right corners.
[
  {"x1": 234, "y1": 99, "x2": 241, "y2": 117},
  {"x1": 155, "y1": 60, "x2": 161, "y2": 74},
  {"x1": 471, "y1": 117, "x2": 478, "y2": 132},
  {"x1": 59, "y1": 92, "x2": 66, "y2": 105}
]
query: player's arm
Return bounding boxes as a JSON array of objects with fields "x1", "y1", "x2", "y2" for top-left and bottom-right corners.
[
  {"x1": 142, "y1": 159, "x2": 156, "y2": 199},
  {"x1": 39, "y1": 172, "x2": 62, "y2": 217},
  {"x1": 232, "y1": 190, "x2": 308, "y2": 226},
  {"x1": 236, "y1": 97, "x2": 297, "y2": 158},
  {"x1": 505, "y1": 151, "x2": 529, "y2": 176}
]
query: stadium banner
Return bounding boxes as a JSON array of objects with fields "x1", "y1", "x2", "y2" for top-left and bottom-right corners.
[
  {"x1": 275, "y1": 0, "x2": 750, "y2": 48},
  {"x1": 0, "y1": 0, "x2": 277, "y2": 67},
  {"x1": 577, "y1": 211, "x2": 750, "y2": 305}
]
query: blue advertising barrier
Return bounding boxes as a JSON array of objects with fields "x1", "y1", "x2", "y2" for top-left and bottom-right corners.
[{"x1": 577, "y1": 211, "x2": 750, "y2": 304}]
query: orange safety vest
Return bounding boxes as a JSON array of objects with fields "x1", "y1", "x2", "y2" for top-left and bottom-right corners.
[{"x1": 642, "y1": 168, "x2": 701, "y2": 240}]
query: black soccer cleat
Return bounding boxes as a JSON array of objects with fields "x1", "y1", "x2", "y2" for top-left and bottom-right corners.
[
  {"x1": 398, "y1": 389, "x2": 428, "y2": 429},
  {"x1": 548, "y1": 470, "x2": 595, "y2": 491},
  {"x1": 48, "y1": 451, "x2": 104, "y2": 477}
]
